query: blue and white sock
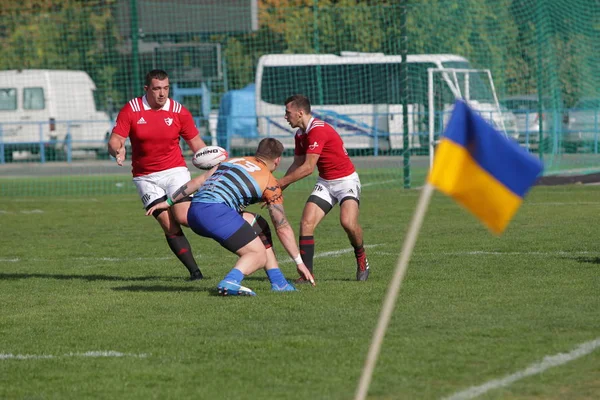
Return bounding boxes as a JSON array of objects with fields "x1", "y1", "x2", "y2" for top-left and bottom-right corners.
[
  {"x1": 266, "y1": 268, "x2": 288, "y2": 287},
  {"x1": 223, "y1": 268, "x2": 244, "y2": 284}
]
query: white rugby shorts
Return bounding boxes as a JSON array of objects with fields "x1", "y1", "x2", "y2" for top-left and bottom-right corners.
[
  {"x1": 309, "y1": 172, "x2": 361, "y2": 207},
  {"x1": 133, "y1": 167, "x2": 191, "y2": 208}
]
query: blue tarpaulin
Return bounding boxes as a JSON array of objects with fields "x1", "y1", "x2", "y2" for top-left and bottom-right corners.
[{"x1": 216, "y1": 84, "x2": 258, "y2": 148}]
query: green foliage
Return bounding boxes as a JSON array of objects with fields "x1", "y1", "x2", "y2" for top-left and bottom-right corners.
[{"x1": 1, "y1": 0, "x2": 596, "y2": 105}]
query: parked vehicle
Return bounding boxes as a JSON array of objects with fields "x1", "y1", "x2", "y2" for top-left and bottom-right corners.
[
  {"x1": 500, "y1": 94, "x2": 568, "y2": 150},
  {"x1": 0, "y1": 69, "x2": 112, "y2": 162},
  {"x1": 255, "y1": 53, "x2": 516, "y2": 152},
  {"x1": 567, "y1": 97, "x2": 600, "y2": 149}
]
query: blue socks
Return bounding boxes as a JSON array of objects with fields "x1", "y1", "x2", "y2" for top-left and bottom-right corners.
[
  {"x1": 223, "y1": 268, "x2": 244, "y2": 284},
  {"x1": 266, "y1": 268, "x2": 288, "y2": 287}
]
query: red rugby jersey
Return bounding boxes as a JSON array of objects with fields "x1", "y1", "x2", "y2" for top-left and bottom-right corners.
[
  {"x1": 112, "y1": 96, "x2": 198, "y2": 177},
  {"x1": 294, "y1": 117, "x2": 355, "y2": 180}
]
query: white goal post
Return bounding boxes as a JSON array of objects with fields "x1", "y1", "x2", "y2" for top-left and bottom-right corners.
[{"x1": 427, "y1": 67, "x2": 513, "y2": 168}]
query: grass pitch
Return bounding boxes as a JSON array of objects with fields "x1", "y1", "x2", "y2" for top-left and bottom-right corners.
[{"x1": 1, "y1": 182, "x2": 599, "y2": 399}]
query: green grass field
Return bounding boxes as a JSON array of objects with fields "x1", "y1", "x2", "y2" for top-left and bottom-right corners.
[{"x1": 1, "y1": 181, "x2": 599, "y2": 399}]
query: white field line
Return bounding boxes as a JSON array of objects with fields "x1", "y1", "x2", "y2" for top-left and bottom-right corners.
[
  {"x1": 0, "y1": 210, "x2": 44, "y2": 214},
  {"x1": 440, "y1": 250, "x2": 600, "y2": 256},
  {"x1": 1, "y1": 350, "x2": 148, "y2": 360},
  {"x1": 0, "y1": 256, "x2": 173, "y2": 263},
  {"x1": 2, "y1": 248, "x2": 599, "y2": 264},
  {"x1": 279, "y1": 244, "x2": 383, "y2": 264},
  {"x1": 443, "y1": 337, "x2": 600, "y2": 400},
  {"x1": 6, "y1": 198, "x2": 100, "y2": 203},
  {"x1": 362, "y1": 179, "x2": 399, "y2": 188}
]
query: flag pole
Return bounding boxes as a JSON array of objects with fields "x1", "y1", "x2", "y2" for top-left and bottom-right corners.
[{"x1": 354, "y1": 182, "x2": 435, "y2": 400}]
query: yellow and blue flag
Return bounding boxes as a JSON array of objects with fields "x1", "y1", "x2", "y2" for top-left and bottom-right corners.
[{"x1": 427, "y1": 100, "x2": 543, "y2": 234}]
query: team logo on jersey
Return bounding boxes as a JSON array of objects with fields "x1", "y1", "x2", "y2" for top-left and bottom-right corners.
[
  {"x1": 137, "y1": 117, "x2": 147, "y2": 124},
  {"x1": 308, "y1": 141, "x2": 319, "y2": 150},
  {"x1": 164, "y1": 118, "x2": 173, "y2": 126}
]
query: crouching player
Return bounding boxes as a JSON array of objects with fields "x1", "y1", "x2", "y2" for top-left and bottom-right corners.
[{"x1": 146, "y1": 138, "x2": 315, "y2": 296}]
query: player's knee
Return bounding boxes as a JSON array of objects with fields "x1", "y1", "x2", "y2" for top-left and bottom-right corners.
[{"x1": 254, "y1": 248, "x2": 268, "y2": 267}]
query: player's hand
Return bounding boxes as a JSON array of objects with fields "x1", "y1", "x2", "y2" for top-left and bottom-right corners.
[
  {"x1": 276, "y1": 179, "x2": 288, "y2": 191},
  {"x1": 145, "y1": 201, "x2": 169, "y2": 216},
  {"x1": 297, "y1": 263, "x2": 316, "y2": 286},
  {"x1": 115, "y1": 147, "x2": 126, "y2": 166}
]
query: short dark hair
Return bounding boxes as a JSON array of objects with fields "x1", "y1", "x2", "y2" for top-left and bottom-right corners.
[
  {"x1": 285, "y1": 94, "x2": 311, "y2": 113},
  {"x1": 255, "y1": 138, "x2": 284, "y2": 160},
  {"x1": 145, "y1": 69, "x2": 169, "y2": 87}
]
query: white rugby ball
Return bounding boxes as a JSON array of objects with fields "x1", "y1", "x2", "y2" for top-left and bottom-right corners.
[{"x1": 192, "y1": 146, "x2": 228, "y2": 170}]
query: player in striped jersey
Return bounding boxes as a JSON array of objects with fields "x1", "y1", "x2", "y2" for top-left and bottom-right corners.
[
  {"x1": 108, "y1": 69, "x2": 207, "y2": 281},
  {"x1": 279, "y1": 94, "x2": 370, "y2": 282},
  {"x1": 146, "y1": 138, "x2": 315, "y2": 296}
]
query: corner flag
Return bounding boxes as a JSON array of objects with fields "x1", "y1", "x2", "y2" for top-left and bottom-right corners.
[
  {"x1": 427, "y1": 100, "x2": 543, "y2": 234},
  {"x1": 355, "y1": 100, "x2": 544, "y2": 400}
]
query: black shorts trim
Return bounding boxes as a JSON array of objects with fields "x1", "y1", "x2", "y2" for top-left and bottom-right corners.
[
  {"x1": 307, "y1": 195, "x2": 333, "y2": 214},
  {"x1": 145, "y1": 195, "x2": 192, "y2": 211},
  {"x1": 146, "y1": 195, "x2": 192, "y2": 218},
  {"x1": 222, "y1": 221, "x2": 257, "y2": 253},
  {"x1": 340, "y1": 196, "x2": 359, "y2": 207}
]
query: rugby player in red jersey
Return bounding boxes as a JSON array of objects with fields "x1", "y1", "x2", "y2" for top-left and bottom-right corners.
[
  {"x1": 107, "y1": 69, "x2": 207, "y2": 281},
  {"x1": 278, "y1": 94, "x2": 371, "y2": 282}
]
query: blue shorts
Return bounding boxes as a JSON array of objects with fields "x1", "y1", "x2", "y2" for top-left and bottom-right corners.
[{"x1": 187, "y1": 202, "x2": 257, "y2": 253}]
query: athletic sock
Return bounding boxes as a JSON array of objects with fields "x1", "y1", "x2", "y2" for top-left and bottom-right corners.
[
  {"x1": 299, "y1": 235, "x2": 315, "y2": 273},
  {"x1": 354, "y1": 244, "x2": 365, "y2": 259},
  {"x1": 266, "y1": 268, "x2": 288, "y2": 287},
  {"x1": 223, "y1": 268, "x2": 244, "y2": 284},
  {"x1": 354, "y1": 244, "x2": 368, "y2": 270},
  {"x1": 166, "y1": 231, "x2": 202, "y2": 276}
]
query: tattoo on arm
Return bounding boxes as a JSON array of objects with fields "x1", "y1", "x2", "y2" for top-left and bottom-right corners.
[
  {"x1": 268, "y1": 204, "x2": 290, "y2": 229},
  {"x1": 172, "y1": 184, "x2": 189, "y2": 201}
]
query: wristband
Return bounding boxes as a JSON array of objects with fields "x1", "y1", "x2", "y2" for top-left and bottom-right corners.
[
  {"x1": 293, "y1": 255, "x2": 303, "y2": 265},
  {"x1": 166, "y1": 198, "x2": 174, "y2": 206}
]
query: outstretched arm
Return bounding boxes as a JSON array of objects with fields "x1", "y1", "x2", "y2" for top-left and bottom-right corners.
[
  {"x1": 267, "y1": 202, "x2": 315, "y2": 285},
  {"x1": 145, "y1": 166, "x2": 218, "y2": 216},
  {"x1": 278, "y1": 153, "x2": 319, "y2": 190}
]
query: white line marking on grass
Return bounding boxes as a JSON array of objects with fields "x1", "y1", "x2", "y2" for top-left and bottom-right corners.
[
  {"x1": 279, "y1": 244, "x2": 383, "y2": 264},
  {"x1": 441, "y1": 250, "x2": 599, "y2": 256},
  {"x1": 443, "y1": 337, "x2": 600, "y2": 400},
  {"x1": 1, "y1": 350, "x2": 148, "y2": 360},
  {"x1": 0, "y1": 256, "x2": 174, "y2": 263},
  {"x1": 363, "y1": 180, "x2": 398, "y2": 187},
  {"x1": 8, "y1": 198, "x2": 100, "y2": 203},
  {"x1": 76, "y1": 256, "x2": 173, "y2": 262},
  {"x1": 20, "y1": 209, "x2": 44, "y2": 214}
]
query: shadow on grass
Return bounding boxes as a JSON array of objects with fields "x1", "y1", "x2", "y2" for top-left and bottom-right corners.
[
  {"x1": 571, "y1": 256, "x2": 600, "y2": 264},
  {"x1": 112, "y1": 285, "x2": 213, "y2": 293},
  {"x1": 0, "y1": 272, "x2": 188, "y2": 282},
  {"x1": 112, "y1": 285, "x2": 254, "y2": 297}
]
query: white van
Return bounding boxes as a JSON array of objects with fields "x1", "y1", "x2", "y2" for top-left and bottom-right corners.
[
  {"x1": 255, "y1": 53, "x2": 517, "y2": 151},
  {"x1": 0, "y1": 69, "x2": 112, "y2": 162}
]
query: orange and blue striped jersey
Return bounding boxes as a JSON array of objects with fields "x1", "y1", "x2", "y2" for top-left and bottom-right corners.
[{"x1": 192, "y1": 156, "x2": 282, "y2": 211}]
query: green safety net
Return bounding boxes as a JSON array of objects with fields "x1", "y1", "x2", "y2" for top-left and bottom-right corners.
[{"x1": 0, "y1": 0, "x2": 598, "y2": 195}]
